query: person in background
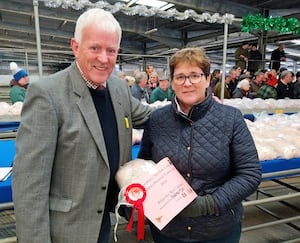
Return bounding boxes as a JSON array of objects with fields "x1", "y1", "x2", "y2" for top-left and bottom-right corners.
[
  {"x1": 293, "y1": 71, "x2": 300, "y2": 98},
  {"x1": 227, "y1": 68, "x2": 238, "y2": 96},
  {"x1": 266, "y1": 69, "x2": 278, "y2": 82},
  {"x1": 131, "y1": 71, "x2": 150, "y2": 103},
  {"x1": 277, "y1": 67, "x2": 288, "y2": 81},
  {"x1": 269, "y1": 43, "x2": 286, "y2": 72},
  {"x1": 125, "y1": 75, "x2": 135, "y2": 87},
  {"x1": 234, "y1": 42, "x2": 249, "y2": 72},
  {"x1": 138, "y1": 47, "x2": 261, "y2": 243},
  {"x1": 12, "y1": 8, "x2": 151, "y2": 243},
  {"x1": 276, "y1": 70, "x2": 294, "y2": 99},
  {"x1": 9, "y1": 62, "x2": 29, "y2": 104},
  {"x1": 250, "y1": 71, "x2": 265, "y2": 98},
  {"x1": 238, "y1": 73, "x2": 252, "y2": 82},
  {"x1": 248, "y1": 44, "x2": 262, "y2": 75},
  {"x1": 147, "y1": 71, "x2": 159, "y2": 96},
  {"x1": 146, "y1": 65, "x2": 155, "y2": 79},
  {"x1": 235, "y1": 66, "x2": 242, "y2": 79},
  {"x1": 232, "y1": 78, "x2": 253, "y2": 99},
  {"x1": 214, "y1": 73, "x2": 232, "y2": 99},
  {"x1": 257, "y1": 74, "x2": 278, "y2": 99},
  {"x1": 210, "y1": 68, "x2": 221, "y2": 92},
  {"x1": 117, "y1": 70, "x2": 126, "y2": 80},
  {"x1": 149, "y1": 75, "x2": 173, "y2": 103}
]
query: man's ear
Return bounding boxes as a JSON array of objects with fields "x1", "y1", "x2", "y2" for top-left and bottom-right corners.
[{"x1": 71, "y1": 38, "x2": 79, "y2": 58}]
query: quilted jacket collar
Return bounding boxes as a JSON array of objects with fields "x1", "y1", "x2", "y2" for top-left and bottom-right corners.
[{"x1": 172, "y1": 92, "x2": 213, "y2": 121}]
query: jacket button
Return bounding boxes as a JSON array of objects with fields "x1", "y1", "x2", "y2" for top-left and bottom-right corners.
[
  {"x1": 187, "y1": 146, "x2": 191, "y2": 151},
  {"x1": 97, "y1": 210, "x2": 103, "y2": 214},
  {"x1": 101, "y1": 186, "x2": 107, "y2": 190},
  {"x1": 187, "y1": 225, "x2": 192, "y2": 231},
  {"x1": 186, "y1": 173, "x2": 191, "y2": 178}
]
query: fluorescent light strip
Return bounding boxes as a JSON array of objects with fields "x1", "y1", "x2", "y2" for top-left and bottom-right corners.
[
  {"x1": 160, "y1": 3, "x2": 174, "y2": 10},
  {"x1": 136, "y1": 0, "x2": 168, "y2": 8}
]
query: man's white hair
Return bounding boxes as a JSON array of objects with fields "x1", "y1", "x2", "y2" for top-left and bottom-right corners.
[{"x1": 74, "y1": 8, "x2": 122, "y2": 47}]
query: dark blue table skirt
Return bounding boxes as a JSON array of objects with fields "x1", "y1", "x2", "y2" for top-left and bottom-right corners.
[
  {"x1": 0, "y1": 139, "x2": 15, "y2": 203},
  {"x1": 0, "y1": 121, "x2": 20, "y2": 132}
]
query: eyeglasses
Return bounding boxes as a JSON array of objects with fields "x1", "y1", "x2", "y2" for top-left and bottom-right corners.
[{"x1": 173, "y1": 72, "x2": 206, "y2": 85}]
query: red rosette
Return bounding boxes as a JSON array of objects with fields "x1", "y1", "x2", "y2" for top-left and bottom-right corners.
[{"x1": 124, "y1": 183, "x2": 146, "y2": 240}]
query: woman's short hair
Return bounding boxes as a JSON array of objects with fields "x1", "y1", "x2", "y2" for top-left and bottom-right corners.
[
  {"x1": 169, "y1": 47, "x2": 210, "y2": 80},
  {"x1": 74, "y1": 8, "x2": 122, "y2": 47}
]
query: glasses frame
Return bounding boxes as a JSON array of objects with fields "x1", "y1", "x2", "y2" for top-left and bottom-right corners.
[{"x1": 172, "y1": 72, "x2": 206, "y2": 85}]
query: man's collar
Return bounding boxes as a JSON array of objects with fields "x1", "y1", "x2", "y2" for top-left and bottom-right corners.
[{"x1": 76, "y1": 62, "x2": 106, "y2": 89}]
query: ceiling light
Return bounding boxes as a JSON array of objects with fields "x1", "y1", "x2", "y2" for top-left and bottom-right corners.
[
  {"x1": 144, "y1": 28, "x2": 158, "y2": 34},
  {"x1": 291, "y1": 40, "x2": 300, "y2": 45},
  {"x1": 126, "y1": 0, "x2": 137, "y2": 7},
  {"x1": 136, "y1": 0, "x2": 167, "y2": 8},
  {"x1": 160, "y1": 3, "x2": 174, "y2": 11}
]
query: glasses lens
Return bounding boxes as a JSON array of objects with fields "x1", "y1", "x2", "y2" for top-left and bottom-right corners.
[
  {"x1": 190, "y1": 74, "x2": 202, "y2": 83},
  {"x1": 174, "y1": 73, "x2": 204, "y2": 84},
  {"x1": 174, "y1": 75, "x2": 185, "y2": 85}
]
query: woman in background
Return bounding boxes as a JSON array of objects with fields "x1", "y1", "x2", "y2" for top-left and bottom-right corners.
[{"x1": 9, "y1": 63, "x2": 29, "y2": 104}]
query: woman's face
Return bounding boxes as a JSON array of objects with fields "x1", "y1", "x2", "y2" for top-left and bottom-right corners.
[
  {"x1": 150, "y1": 75, "x2": 158, "y2": 84},
  {"x1": 18, "y1": 76, "x2": 28, "y2": 86},
  {"x1": 171, "y1": 62, "x2": 209, "y2": 114}
]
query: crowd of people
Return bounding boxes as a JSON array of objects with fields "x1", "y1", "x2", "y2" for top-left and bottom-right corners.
[
  {"x1": 117, "y1": 65, "x2": 174, "y2": 104},
  {"x1": 115, "y1": 42, "x2": 298, "y2": 105},
  {"x1": 211, "y1": 41, "x2": 300, "y2": 100},
  {"x1": 211, "y1": 66, "x2": 300, "y2": 100}
]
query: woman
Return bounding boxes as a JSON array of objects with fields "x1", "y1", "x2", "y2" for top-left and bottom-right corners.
[
  {"x1": 9, "y1": 68, "x2": 29, "y2": 104},
  {"x1": 138, "y1": 47, "x2": 261, "y2": 243},
  {"x1": 147, "y1": 71, "x2": 159, "y2": 96}
]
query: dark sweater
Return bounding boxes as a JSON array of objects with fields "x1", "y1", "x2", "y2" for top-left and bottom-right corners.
[{"x1": 90, "y1": 87, "x2": 120, "y2": 211}]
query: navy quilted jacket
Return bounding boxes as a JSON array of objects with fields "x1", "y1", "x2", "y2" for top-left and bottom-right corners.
[{"x1": 138, "y1": 93, "x2": 261, "y2": 241}]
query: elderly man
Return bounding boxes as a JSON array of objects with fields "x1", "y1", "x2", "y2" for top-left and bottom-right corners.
[
  {"x1": 276, "y1": 70, "x2": 294, "y2": 99},
  {"x1": 131, "y1": 71, "x2": 149, "y2": 103},
  {"x1": 149, "y1": 75, "x2": 173, "y2": 103},
  {"x1": 12, "y1": 8, "x2": 151, "y2": 243},
  {"x1": 251, "y1": 71, "x2": 265, "y2": 98}
]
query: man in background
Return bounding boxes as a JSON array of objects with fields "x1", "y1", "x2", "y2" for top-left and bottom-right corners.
[
  {"x1": 269, "y1": 43, "x2": 286, "y2": 72},
  {"x1": 131, "y1": 71, "x2": 150, "y2": 103},
  {"x1": 235, "y1": 42, "x2": 249, "y2": 72}
]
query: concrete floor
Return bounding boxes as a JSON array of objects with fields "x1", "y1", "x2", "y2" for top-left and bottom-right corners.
[{"x1": 1, "y1": 176, "x2": 300, "y2": 243}]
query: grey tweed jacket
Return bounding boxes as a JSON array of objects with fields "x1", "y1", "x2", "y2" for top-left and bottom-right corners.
[{"x1": 12, "y1": 62, "x2": 151, "y2": 243}]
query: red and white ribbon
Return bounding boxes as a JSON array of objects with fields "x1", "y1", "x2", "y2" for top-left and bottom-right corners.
[{"x1": 124, "y1": 183, "x2": 146, "y2": 241}]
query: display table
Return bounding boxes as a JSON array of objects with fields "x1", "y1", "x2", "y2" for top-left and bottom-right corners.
[
  {"x1": 0, "y1": 121, "x2": 19, "y2": 132},
  {"x1": 2, "y1": 141, "x2": 300, "y2": 204},
  {"x1": 0, "y1": 120, "x2": 19, "y2": 139},
  {"x1": 0, "y1": 140, "x2": 15, "y2": 203}
]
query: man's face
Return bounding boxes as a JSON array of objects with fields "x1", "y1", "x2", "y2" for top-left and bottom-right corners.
[
  {"x1": 283, "y1": 73, "x2": 293, "y2": 83},
  {"x1": 159, "y1": 79, "x2": 169, "y2": 91},
  {"x1": 279, "y1": 44, "x2": 285, "y2": 51},
  {"x1": 71, "y1": 25, "x2": 119, "y2": 85}
]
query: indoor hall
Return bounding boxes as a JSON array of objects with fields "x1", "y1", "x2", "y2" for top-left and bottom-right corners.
[{"x1": 1, "y1": 1, "x2": 300, "y2": 243}]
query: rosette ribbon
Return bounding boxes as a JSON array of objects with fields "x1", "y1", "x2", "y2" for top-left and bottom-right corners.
[{"x1": 124, "y1": 183, "x2": 147, "y2": 240}]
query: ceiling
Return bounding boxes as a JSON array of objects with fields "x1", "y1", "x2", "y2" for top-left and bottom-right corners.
[{"x1": 0, "y1": 0, "x2": 299, "y2": 74}]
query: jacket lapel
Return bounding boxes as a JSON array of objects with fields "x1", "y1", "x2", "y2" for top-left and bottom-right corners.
[{"x1": 69, "y1": 63, "x2": 109, "y2": 166}]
